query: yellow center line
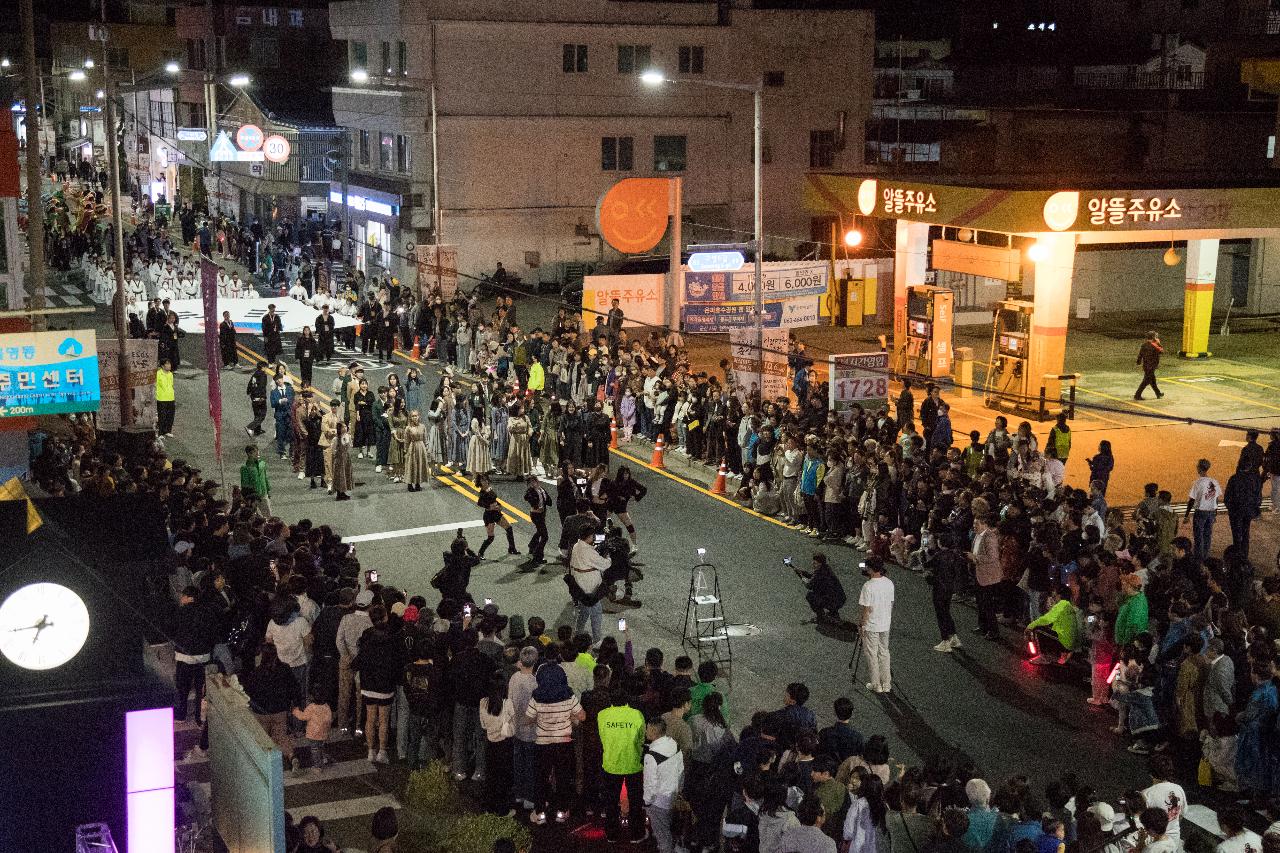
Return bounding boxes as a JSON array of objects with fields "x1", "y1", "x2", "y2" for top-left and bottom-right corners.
[
  {"x1": 440, "y1": 469, "x2": 530, "y2": 523},
  {"x1": 609, "y1": 446, "x2": 793, "y2": 529},
  {"x1": 235, "y1": 343, "x2": 335, "y2": 403},
  {"x1": 1162, "y1": 377, "x2": 1280, "y2": 414}
]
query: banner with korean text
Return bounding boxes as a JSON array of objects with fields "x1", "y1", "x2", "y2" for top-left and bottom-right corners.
[
  {"x1": 0, "y1": 330, "x2": 100, "y2": 418},
  {"x1": 96, "y1": 339, "x2": 158, "y2": 432},
  {"x1": 201, "y1": 258, "x2": 224, "y2": 460}
]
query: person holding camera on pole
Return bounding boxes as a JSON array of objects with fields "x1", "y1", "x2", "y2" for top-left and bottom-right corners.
[
  {"x1": 792, "y1": 553, "x2": 847, "y2": 625},
  {"x1": 857, "y1": 556, "x2": 894, "y2": 694}
]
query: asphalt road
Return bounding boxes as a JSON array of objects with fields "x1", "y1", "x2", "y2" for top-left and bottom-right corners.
[{"x1": 156, "y1": 333, "x2": 1159, "y2": 798}]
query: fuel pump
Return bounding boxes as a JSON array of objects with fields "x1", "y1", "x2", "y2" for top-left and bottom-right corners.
[
  {"x1": 983, "y1": 300, "x2": 1034, "y2": 410},
  {"x1": 899, "y1": 285, "x2": 954, "y2": 379}
]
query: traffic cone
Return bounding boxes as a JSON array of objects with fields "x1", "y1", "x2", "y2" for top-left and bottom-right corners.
[
  {"x1": 610, "y1": 418, "x2": 619, "y2": 449},
  {"x1": 650, "y1": 434, "x2": 666, "y2": 469},
  {"x1": 711, "y1": 459, "x2": 728, "y2": 494},
  {"x1": 410, "y1": 335, "x2": 421, "y2": 360}
]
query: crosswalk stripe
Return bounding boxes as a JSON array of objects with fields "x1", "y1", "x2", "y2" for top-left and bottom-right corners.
[
  {"x1": 344, "y1": 519, "x2": 487, "y2": 543},
  {"x1": 283, "y1": 758, "x2": 383, "y2": 787}
]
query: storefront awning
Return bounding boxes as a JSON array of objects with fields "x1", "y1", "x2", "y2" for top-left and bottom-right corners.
[{"x1": 61, "y1": 137, "x2": 92, "y2": 151}]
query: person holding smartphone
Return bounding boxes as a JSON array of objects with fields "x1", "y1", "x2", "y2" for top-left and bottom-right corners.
[{"x1": 793, "y1": 553, "x2": 847, "y2": 625}]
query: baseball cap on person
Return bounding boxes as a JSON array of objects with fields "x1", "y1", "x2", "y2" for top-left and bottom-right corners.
[
  {"x1": 355, "y1": 590, "x2": 374, "y2": 607},
  {"x1": 1089, "y1": 802, "x2": 1116, "y2": 832}
]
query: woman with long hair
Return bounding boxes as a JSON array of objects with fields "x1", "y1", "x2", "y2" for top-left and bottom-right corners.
[
  {"x1": 608, "y1": 465, "x2": 647, "y2": 555},
  {"x1": 843, "y1": 770, "x2": 888, "y2": 853},
  {"x1": 475, "y1": 473, "x2": 518, "y2": 558},
  {"x1": 478, "y1": 670, "x2": 515, "y2": 814}
]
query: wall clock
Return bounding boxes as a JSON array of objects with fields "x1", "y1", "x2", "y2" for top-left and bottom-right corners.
[{"x1": 0, "y1": 583, "x2": 91, "y2": 670}]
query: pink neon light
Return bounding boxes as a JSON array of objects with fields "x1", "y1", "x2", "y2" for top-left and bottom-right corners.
[
  {"x1": 127, "y1": 787, "x2": 176, "y2": 853},
  {"x1": 126, "y1": 707, "x2": 175, "y2": 853},
  {"x1": 126, "y1": 707, "x2": 175, "y2": 794}
]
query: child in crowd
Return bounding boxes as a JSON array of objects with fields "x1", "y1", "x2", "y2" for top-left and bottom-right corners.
[{"x1": 293, "y1": 686, "x2": 334, "y2": 773}]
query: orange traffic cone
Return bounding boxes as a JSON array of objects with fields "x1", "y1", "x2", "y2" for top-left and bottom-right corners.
[
  {"x1": 650, "y1": 434, "x2": 666, "y2": 469},
  {"x1": 610, "y1": 418, "x2": 619, "y2": 449},
  {"x1": 711, "y1": 459, "x2": 728, "y2": 494},
  {"x1": 410, "y1": 335, "x2": 421, "y2": 360}
]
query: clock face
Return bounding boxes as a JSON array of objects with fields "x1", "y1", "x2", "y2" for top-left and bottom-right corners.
[{"x1": 0, "y1": 583, "x2": 92, "y2": 671}]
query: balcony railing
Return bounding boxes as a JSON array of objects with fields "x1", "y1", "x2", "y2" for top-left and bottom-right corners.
[{"x1": 1073, "y1": 68, "x2": 1206, "y2": 90}]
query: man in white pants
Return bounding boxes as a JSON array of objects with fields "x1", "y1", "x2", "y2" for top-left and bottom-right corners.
[{"x1": 858, "y1": 556, "x2": 895, "y2": 694}]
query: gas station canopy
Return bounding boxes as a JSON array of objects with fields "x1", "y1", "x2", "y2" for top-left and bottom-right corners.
[{"x1": 806, "y1": 174, "x2": 1280, "y2": 241}]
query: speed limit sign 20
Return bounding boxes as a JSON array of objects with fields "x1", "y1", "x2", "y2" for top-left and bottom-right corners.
[{"x1": 262, "y1": 134, "x2": 291, "y2": 164}]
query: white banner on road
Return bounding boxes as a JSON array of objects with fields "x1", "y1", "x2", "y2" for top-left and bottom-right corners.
[{"x1": 166, "y1": 297, "x2": 359, "y2": 334}]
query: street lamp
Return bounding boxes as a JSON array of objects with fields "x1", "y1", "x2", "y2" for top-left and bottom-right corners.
[
  {"x1": 0, "y1": 59, "x2": 10, "y2": 69},
  {"x1": 68, "y1": 69, "x2": 86, "y2": 82},
  {"x1": 164, "y1": 61, "x2": 180, "y2": 75},
  {"x1": 349, "y1": 67, "x2": 369, "y2": 84},
  {"x1": 83, "y1": 58, "x2": 94, "y2": 69},
  {"x1": 94, "y1": 89, "x2": 104, "y2": 99},
  {"x1": 639, "y1": 68, "x2": 765, "y2": 390},
  {"x1": 228, "y1": 73, "x2": 251, "y2": 88}
]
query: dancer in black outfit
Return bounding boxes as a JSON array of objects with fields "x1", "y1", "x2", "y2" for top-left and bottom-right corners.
[
  {"x1": 607, "y1": 465, "x2": 647, "y2": 555},
  {"x1": 475, "y1": 474, "x2": 519, "y2": 558},
  {"x1": 524, "y1": 474, "x2": 551, "y2": 565}
]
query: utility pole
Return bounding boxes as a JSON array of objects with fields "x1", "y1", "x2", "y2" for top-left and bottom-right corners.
[
  {"x1": 19, "y1": 0, "x2": 46, "y2": 328},
  {"x1": 339, "y1": 128, "x2": 350, "y2": 262},
  {"x1": 100, "y1": 19, "x2": 132, "y2": 429}
]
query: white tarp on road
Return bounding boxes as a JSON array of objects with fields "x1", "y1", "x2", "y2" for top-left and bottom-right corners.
[{"x1": 166, "y1": 297, "x2": 358, "y2": 334}]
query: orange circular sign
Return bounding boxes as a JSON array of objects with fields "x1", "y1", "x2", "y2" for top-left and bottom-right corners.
[{"x1": 596, "y1": 178, "x2": 671, "y2": 254}]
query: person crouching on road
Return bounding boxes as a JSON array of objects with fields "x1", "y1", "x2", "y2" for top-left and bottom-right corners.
[{"x1": 795, "y1": 553, "x2": 847, "y2": 624}]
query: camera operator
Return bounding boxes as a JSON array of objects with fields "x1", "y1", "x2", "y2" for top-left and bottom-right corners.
[
  {"x1": 559, "y1": 498, "x2": 601, "y2": 564},
  {"x1": 599, "y1": 520, "x2": 642, "y2": 607},
  {"x1": 791, "y1": 553, "x2": 846, "y2": 624},
  {"x1": 857, "y1": 556, "x2": 894, "y2": 694},
  {"x1": 565, "y1": 528, "x2": 611, "y2": 644},
  {"x1": 925, "y1": 533, "x2": 966, "y2": 653}
]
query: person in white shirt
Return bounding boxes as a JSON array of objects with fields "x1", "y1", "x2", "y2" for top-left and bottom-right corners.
[
  {"x1": 265, "y1": 601, "x2": 313, "y2": 699},
  {"x1": 1216, "y1": 807, "x2": 1263, "y2": 853},
  {"x1": 289, "y1": 280, "x2": 309, "y2": 302},
  {"x1": 858, "y1": 556, "x2": 895, "y2": 694},
  {"x1": 1183, "y1": 458, "x2": 1222, "y2": 562},
  {"x1": 643, "y1": 717, "x2": 685, "y2": 853},
  {"x1": 570, "y1": 529, "x2": 611, "y2": 644},
  {"x1": 1142, "y1": 756, "x2": 1187, "y2": 846}
]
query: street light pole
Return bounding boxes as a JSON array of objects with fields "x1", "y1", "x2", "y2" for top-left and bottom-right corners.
[
  {"x1": 752, "y1": 84, "x2": 763, "y2": 392},
  {"x1": 18, "y1": 0, "x2": 46, "y2": 327},
  {"x1": 640, "y1": 72, "x2": 765, "y2": 388},
  {"x1": 100, "y1": 26, "x2": 132, "y2": 429}
]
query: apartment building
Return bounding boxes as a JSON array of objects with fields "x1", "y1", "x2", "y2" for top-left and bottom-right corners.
[{"x1": 327, "y1": 0, "x2": 873, "y2": 284}]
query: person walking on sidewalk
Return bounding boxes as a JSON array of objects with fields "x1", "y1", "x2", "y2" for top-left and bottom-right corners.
[
  {"x1": 1134, "y1": 331, "x2": 1165, "y2": 400},
  {"x1": 155, "y1": 359, "x2": 176, "y2": 437}
]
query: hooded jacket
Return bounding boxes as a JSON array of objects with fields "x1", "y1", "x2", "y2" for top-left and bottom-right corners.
[{"x1": 643, "y1": 734, "x2": 684, "y2": 809}]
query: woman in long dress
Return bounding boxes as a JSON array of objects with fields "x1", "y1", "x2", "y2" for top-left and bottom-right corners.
[
  {"x1": 538, "y1": 400, "x2": 560, "y2": 475},
  {"x1": 303, "y1": 401, "x2": 325, "y2": 489},
  {"x1": 403, "y1": 411, "x2": 430, "y2": 492},
  {"x1": 467, "y1": 411, "x2": 492, "y2": 476},
  {"x1": 451, "y1": 397, "x2": 471, "y2": 470},
  {"x1": 490, "y1": 393, "x2": 510, "y2": 474},
  {"x1": 426, "y1": 390, "x2": 447, "y2": 476},
  {"x1": 506, "y1": 405, "x2": 533, "y2": 479},
  {"x1": 387, "y1": 399, "x2": 408, "y2": 484},
  {"x1": 332, "y1": 421, "x2": 354, "y2": 501},
  {"x1": 404, "y1": 367, "x2": 424, "y2": 416}
]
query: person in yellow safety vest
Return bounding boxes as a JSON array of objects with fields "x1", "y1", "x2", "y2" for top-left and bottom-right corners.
[
  {"x1": 155, "y1": 359, "x2": 176, "y2": 437},
  {"x1": 527, "y1": 359, "x2": 545, "y2": 394},
  {"x1": 1047, "y1": 413, "x2": 1072, "y2": 465}
]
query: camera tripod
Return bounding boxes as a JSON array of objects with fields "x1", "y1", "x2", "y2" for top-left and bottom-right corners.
[{"x1": 846, "y1": 627, "x2": 863, "y2": 681}]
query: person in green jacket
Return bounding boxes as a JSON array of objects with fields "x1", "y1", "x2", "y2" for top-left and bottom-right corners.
[
  {"x1": 1114, "y1": 573, "x2": 1150, "y2": 647},
  {"x1": 687, "y1": 660, "x2": 728, "y2": 723},
  {"x1": 1048, "y1": 414, "x2": 1072, "y2": 465},
  {"x1": 240, "y1": 444, "x2": 271, "y2": 512},
  {"x1": 154, "y1": 359, "x2": 176, "y2": 437},
  {"x1": 1026, "y1": 585, "x2": 1080, "y2": 665},
  {"x1": 597, "y1": 686, "x2": 646, "y2": 842}
]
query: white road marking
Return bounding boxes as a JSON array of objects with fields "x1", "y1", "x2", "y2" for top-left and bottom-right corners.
[
  {"x1": 286, "y1": 794, "x2": 401, "y2": 823},
  {"x1": 1218, "y1": 439, "x2": 1247, "y2": 447},
  {"x1": 343, "y1": 519, "x2": 486, "y2": 543},
  {"x1": 284, "y1": 758, "x2": 381, "y2": 787}
]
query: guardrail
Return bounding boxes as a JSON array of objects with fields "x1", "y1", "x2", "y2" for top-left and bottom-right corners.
[
  {"x1": 1038, "y1": 372, "x2": 1082, "y2": 421},
  {"x1": 207, "y1": 674, "x2": 286, "y2": 853}
]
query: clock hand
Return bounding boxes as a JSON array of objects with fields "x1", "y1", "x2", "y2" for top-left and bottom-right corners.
[
  {"x1": 8, "y1": 615, "x2": 50, "y2": 633},
  {"x1": 31, "y1": 615, "x2": 53, "y2": 644}
]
